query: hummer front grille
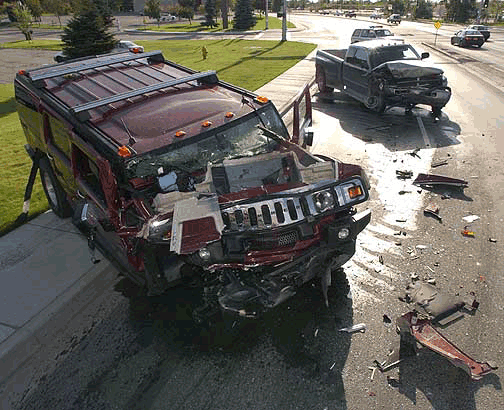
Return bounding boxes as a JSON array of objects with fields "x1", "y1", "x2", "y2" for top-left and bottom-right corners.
[{"x1": 222, "y1": 197, "x2": 314, "y2": 232}]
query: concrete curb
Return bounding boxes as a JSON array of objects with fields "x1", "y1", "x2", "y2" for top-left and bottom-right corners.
[{"x1": 0, "y1": 255, "x2": 118, "y2": 385}]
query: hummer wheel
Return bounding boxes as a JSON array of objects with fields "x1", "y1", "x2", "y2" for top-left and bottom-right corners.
[{"x1": 39, "y1": 157, "x2": 72, "y2": 218}]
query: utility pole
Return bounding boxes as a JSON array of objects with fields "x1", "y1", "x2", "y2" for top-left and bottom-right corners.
[
  {"x1": 265, "y1": 0, "x2": 269, "y2": 30},
  {"x1": 282, "y1": 0, "x2": 287, "y2": 41}
]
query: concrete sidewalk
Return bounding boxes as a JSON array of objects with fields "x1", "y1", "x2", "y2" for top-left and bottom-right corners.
[{"x1": 0, "y1": 49, "x2": 317, "y2": 385}]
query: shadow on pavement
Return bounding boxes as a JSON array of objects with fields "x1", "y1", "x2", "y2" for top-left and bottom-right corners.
[{"x1": 312, "y1": 90, "x2": 462, "y2": 151}]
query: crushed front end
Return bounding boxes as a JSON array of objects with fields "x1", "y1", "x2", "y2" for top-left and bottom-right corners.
[{"x1": 142, "y1": 148, "x2": 371, "y2": 319}]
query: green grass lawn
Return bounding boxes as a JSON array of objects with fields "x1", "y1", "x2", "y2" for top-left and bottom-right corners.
[
  {"x1": 139, "y1": 16, "x2": 295, "y2": 32},
  {"x1": 0, "y1": 38, "x2": 315, "y2": 236}
]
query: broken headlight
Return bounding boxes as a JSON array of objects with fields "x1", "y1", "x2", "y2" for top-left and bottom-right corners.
[
  {"x1": 148, "y1": 217, "x2": 172, "y2": 242},
  {"x1": 442, "y1": 75, "x2": 448, "y2": 87},
  {"x1": 312, "y1": 190, "x2": 335, "y2": 212}
]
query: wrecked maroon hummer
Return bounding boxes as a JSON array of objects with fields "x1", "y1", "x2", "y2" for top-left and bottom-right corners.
[{"x1": 15, "y1": 51, "x2": 371, "y2": 321}]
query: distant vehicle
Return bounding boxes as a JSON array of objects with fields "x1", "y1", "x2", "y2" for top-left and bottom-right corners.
[
  {"x1": 351, "y1": 26, "x2": 398, "y2": 44},
  {"x1": 370, "y1": 13, "x2": 382, "y2": 20},
  {"x1": 160, "y1": 14, "x2": 176, "y2": 22},
  {"x1": 345, "y1": 11, "x2": 357, "y2": 18},
  {"x1": 451, "y1": 29, "x2": 484, "y2": 48},
  {"x1": 387, "y1": 14, "x2": 401, "y2": 24},
  {"x1": 53, "y1": 40, "x2": 144, "y2": 63},
  {"x1": 319, "y1": 10, "x2": 330, "y2": 15},
  {"x1": 333, "y1": 10, "x2": 344, "y2": 16},
  {"x1": 467, "y1": 24, "x2": 490, "y2": 41}
]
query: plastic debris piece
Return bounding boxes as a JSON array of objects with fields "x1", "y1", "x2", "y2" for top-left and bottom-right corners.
[
  {"x1": 339, "y1": 323, "x2": 367, "y2": 333},
  {"x1": 379, "y1": 255, "x2": 384, "y2": 264},
  {"x1": 383, "y1": 314, "x2": 392, "y2": 323},
  {"x1": 461, "y1": 229, "x2": 475, "y2": 238},
  {"x1": 462, "y1": 215, "x2": 480, "y2": 223},
  {"x1": 398, "y1": 190, "x2": 411, "y2": 195},
  {"x1": 368, "y1": 391, "x2": 376, "y2": 397},
  {"x1": 416, "y1": 245, "x2": 427, "y2": 250},
  {"x1": 409, "y1": 148, "x2": 421, "y2": 158},
  {"x1": 489, "y1": 238, "x2": 498, "y2": 243}
]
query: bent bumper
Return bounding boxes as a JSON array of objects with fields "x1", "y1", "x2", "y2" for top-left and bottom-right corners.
[
  {"x1": 387, "y1": 87, "x2": 452, "y2": 109},
  {"x1": 217, "y1": 209, "x2": 371, "y2": 318}
]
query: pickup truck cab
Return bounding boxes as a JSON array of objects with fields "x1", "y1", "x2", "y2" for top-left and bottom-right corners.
[
  {"x1": 387, "y1": 14, "x2": 401, "y2": 24},
  {"x1": 315, "y1": 39, "x2": 451, "y2": 116},
  {"x1": 15, "y1": 51, "x2": 371, "y2": 322}
]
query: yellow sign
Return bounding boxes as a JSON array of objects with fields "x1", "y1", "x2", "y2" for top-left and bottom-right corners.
[{"x1": 434, "y1": 21, "x2": 442, "y2": 30}]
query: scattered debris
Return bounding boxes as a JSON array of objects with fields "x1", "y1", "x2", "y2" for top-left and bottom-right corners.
[
  {"x1": 379, "y1": 255, "x2": 384, "y2": 265},
  {"x1": 432, "y1": 159, "x2": 448, "y2": 168},
  {"x1": 424, "y1": 203, "x2": 442, "y2": 223},
  {"x1": 339, "y1": 323, "x2": 367, "y2": 333},
  {"x1": 409, "y1": 148, "x2": 421, "y2": 159},
  {"x1": 461, "y1": 229, "x2": 475, "y2": 238},
  {"x1": 314, "y1": 328, "x2": 319, "y2": 337},
  {"x1": 489, "y1": 238, "x2": 498, "y2": 243},
  {"x1": 415, "y1": 245, "x2": 427, "y2": 251},
  {"x1": 425, "y1": 265, "x2": 435, "y2": 274},
  {"x1": 413, "y1": 173, "x2": 468, "y2": 188},
  {"x1": 398, "y1": 311, "x2": 497, "y2": 381},
  {"x1": 396, "y1": 219, "x2": 407, "y2": 223},
  {"x1": 330, "y1": 362, "x2": 336, "y2": 370},
  {"x1": 368, "y1": 391, "x2": 376, "y2": 397},
  {"x1": 403, "y1": 281, "x2": 479, "y2": 325},
  {"x1": 395, "y1": 241, "x2": 402, "y2": 246},
  {"x1": 396, "y1": 170, "x2": 413, "y2": 180},
  {"x1": 462, "y1": 215, "x2": 480, "y2": 223},
  {"x1": 398, "y1": 190, "x2": 411, "y2": 195},
  {"x1": 426, "y1": 278, "x2": 436, "y2": 285},
  {"x1": 370, "y1": 366, "x2": 377, "y2": 381},
  {"x1": 383, "y1": 314, "x2": 392, "y2": 323},
  {"x1": 410, "y1": 273, "x2": 419, "y2": 281}
]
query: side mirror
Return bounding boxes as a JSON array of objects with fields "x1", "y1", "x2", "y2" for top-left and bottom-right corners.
[
  {"x1": 304, "y1": 127, "x2": 314, "y2": 146},
  {"x1": 421, "y1": 52, "x2": 429, "y2": 60}
]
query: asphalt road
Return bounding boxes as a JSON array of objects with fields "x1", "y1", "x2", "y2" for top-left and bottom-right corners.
[{"x1": 1, "y1": 13, "x2": 504, "y2": 410}]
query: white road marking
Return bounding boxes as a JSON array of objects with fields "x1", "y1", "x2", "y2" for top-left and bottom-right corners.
[{"x1": 416, "y1": 115, "x2": 431, "y2": 148}]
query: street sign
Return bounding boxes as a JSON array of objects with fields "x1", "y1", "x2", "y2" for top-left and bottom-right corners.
[{"x1": 434, "y1": 21, "x2": 442, "y2": 30}]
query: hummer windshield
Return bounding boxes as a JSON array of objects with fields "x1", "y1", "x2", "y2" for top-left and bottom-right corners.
[{"x1": 125, "y1": 105, "x2": 289, "y2": 179}]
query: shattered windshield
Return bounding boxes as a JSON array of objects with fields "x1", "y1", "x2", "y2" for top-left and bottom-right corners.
[
  {"x1": 125, "y1": 105, "x2": 289, "y2": 179},
  {"x1": 369, "y1": 44, "x2": 421, "y2": 68}
]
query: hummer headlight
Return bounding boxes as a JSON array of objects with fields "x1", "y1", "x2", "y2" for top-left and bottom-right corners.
[
  {"x1": 313, "y1": 190, "x2": 335, "y2": 212},
  {"x1": 198, "y1": 248, "x2": 211, "y2": 261}
]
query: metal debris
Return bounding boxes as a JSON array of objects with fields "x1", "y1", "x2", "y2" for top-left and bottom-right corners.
[
  {"x1": 432, "y1": 159, "x2": 448, "y2": 168},
  {"x1": 461, "y1": 229, "x2": 475, "y2": 238},
  {"x1": 398, "y1": 311, "x2": 497, "y2": 381},
  {"x1": 462, "y1": 215, "x2": 480, "y2": 223},
  {"x1": 489, "y1": 238, "x2": 498, "y2": 243},
  {"x1": 424, "y1": 203, "x2": 442, "y2": 223},
  {"x1": 413, "y1": 173, "x2": 468, "y2": 188},
  {"x1": 339, "y1": 323, "x2": 367, "y2": 333},
  {"x1": 396, "y1": 170, "x2": 413, "y2": 180},
  {"x1": 409, "y1": 148, "x2": 421, "y2": 158}
]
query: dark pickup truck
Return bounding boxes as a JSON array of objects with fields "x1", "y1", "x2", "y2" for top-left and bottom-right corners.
[
  {"x1": 315, "y1": 39, "x2": 451, "y2": 116},
  {"x1": 15, "y1": 50, "x2": 371, "y2": 323}
]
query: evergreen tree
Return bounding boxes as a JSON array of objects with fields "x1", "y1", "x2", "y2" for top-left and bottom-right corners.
[
  {"x1": 414, "y1": 0, "x2": 433, "y2": 19},
  {"x1": 61, "y1": 4, "x2": 117, "y2": 59},
  {"x1": 204, "y1": 0, "x2": 217, "y2": 27},
  {"x1": 233, "y1": 0, "x2": 255, "y2": 30}
]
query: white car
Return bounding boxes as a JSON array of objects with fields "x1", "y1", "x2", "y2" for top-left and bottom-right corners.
[
  {"x1": 54, "y1": 40, "x2": 144, "y2": 63},
  {"x1": 160, "y1": 14, "x2": 176, "y2": 22}
]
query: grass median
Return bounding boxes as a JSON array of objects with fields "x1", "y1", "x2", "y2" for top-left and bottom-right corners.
[{"x1": 0, "y1": 39, "x2": 316, "y2": 236}]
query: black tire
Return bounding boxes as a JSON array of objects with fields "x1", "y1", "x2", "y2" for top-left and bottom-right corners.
[
  {"x1": 366, "y1": 94, "x2": 386, "y2": 113},
  {"x1": 39, "y1": 157, "x2": 72, "y2": 218},
  {"x1": 316, "y1": 65, "x2": 333, "y2": 94}
]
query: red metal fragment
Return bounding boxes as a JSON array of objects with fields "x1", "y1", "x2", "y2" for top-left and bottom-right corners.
[
  {"x1": 413, "y1": 173, "x2": 468, "y2": 187},
  {"x1": 400, "y1": 312, "x2": 495, "y2": 380}
]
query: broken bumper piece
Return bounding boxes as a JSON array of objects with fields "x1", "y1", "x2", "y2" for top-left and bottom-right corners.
[
  {"x1": 218, "y1": 209, "x2": 371, "y2": 318},
  {"x1": 398, "y1": 311, "x2": 497, "y2": 380}
]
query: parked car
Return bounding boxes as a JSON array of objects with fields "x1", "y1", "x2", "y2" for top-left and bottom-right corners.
[
  {"x1": 351, "y1": 26, "x2": 399, "y2": 44},
  {"x1": 387, "y1": 14, "x2": 401, "y2": 24},
  {"x1": 370, "y1": 13, "x2": 382, "y2": 20},
  {"x1": 54, "y1": 40, "x2": 144, "y2": 63},
  {"x1": 467, "y1": 24, "x2": 490, "y2": 41},
  {"x1": 345, "y1": 11, "x2": 357, "y2": 18},
  {"x1": 451, "y1": 29, "x2": 484, "y2": 48}
]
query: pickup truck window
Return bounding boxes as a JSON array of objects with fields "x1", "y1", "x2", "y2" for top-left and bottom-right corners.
[
  {"x1": 354, "y1": 48, "x2": 369, "y2": 69},
  {"x1": 369, "y1": 44, "x2": 421, "y2": 68}
]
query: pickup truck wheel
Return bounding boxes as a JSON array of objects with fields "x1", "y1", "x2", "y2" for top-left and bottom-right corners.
[
  {"x1": 366, "y1": 93, "x2": 386, "y2": 113},
  {"x1": 39, "y1": 157, "x2": 72, "y2": 218},
  {"x1": 316, "y1": 66, "x2": 333, "y2": 94}
]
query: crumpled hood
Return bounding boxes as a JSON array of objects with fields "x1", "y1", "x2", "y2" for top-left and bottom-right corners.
[{"x1": 374, "y1": 60, "x2": 444, "y2": 79}]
